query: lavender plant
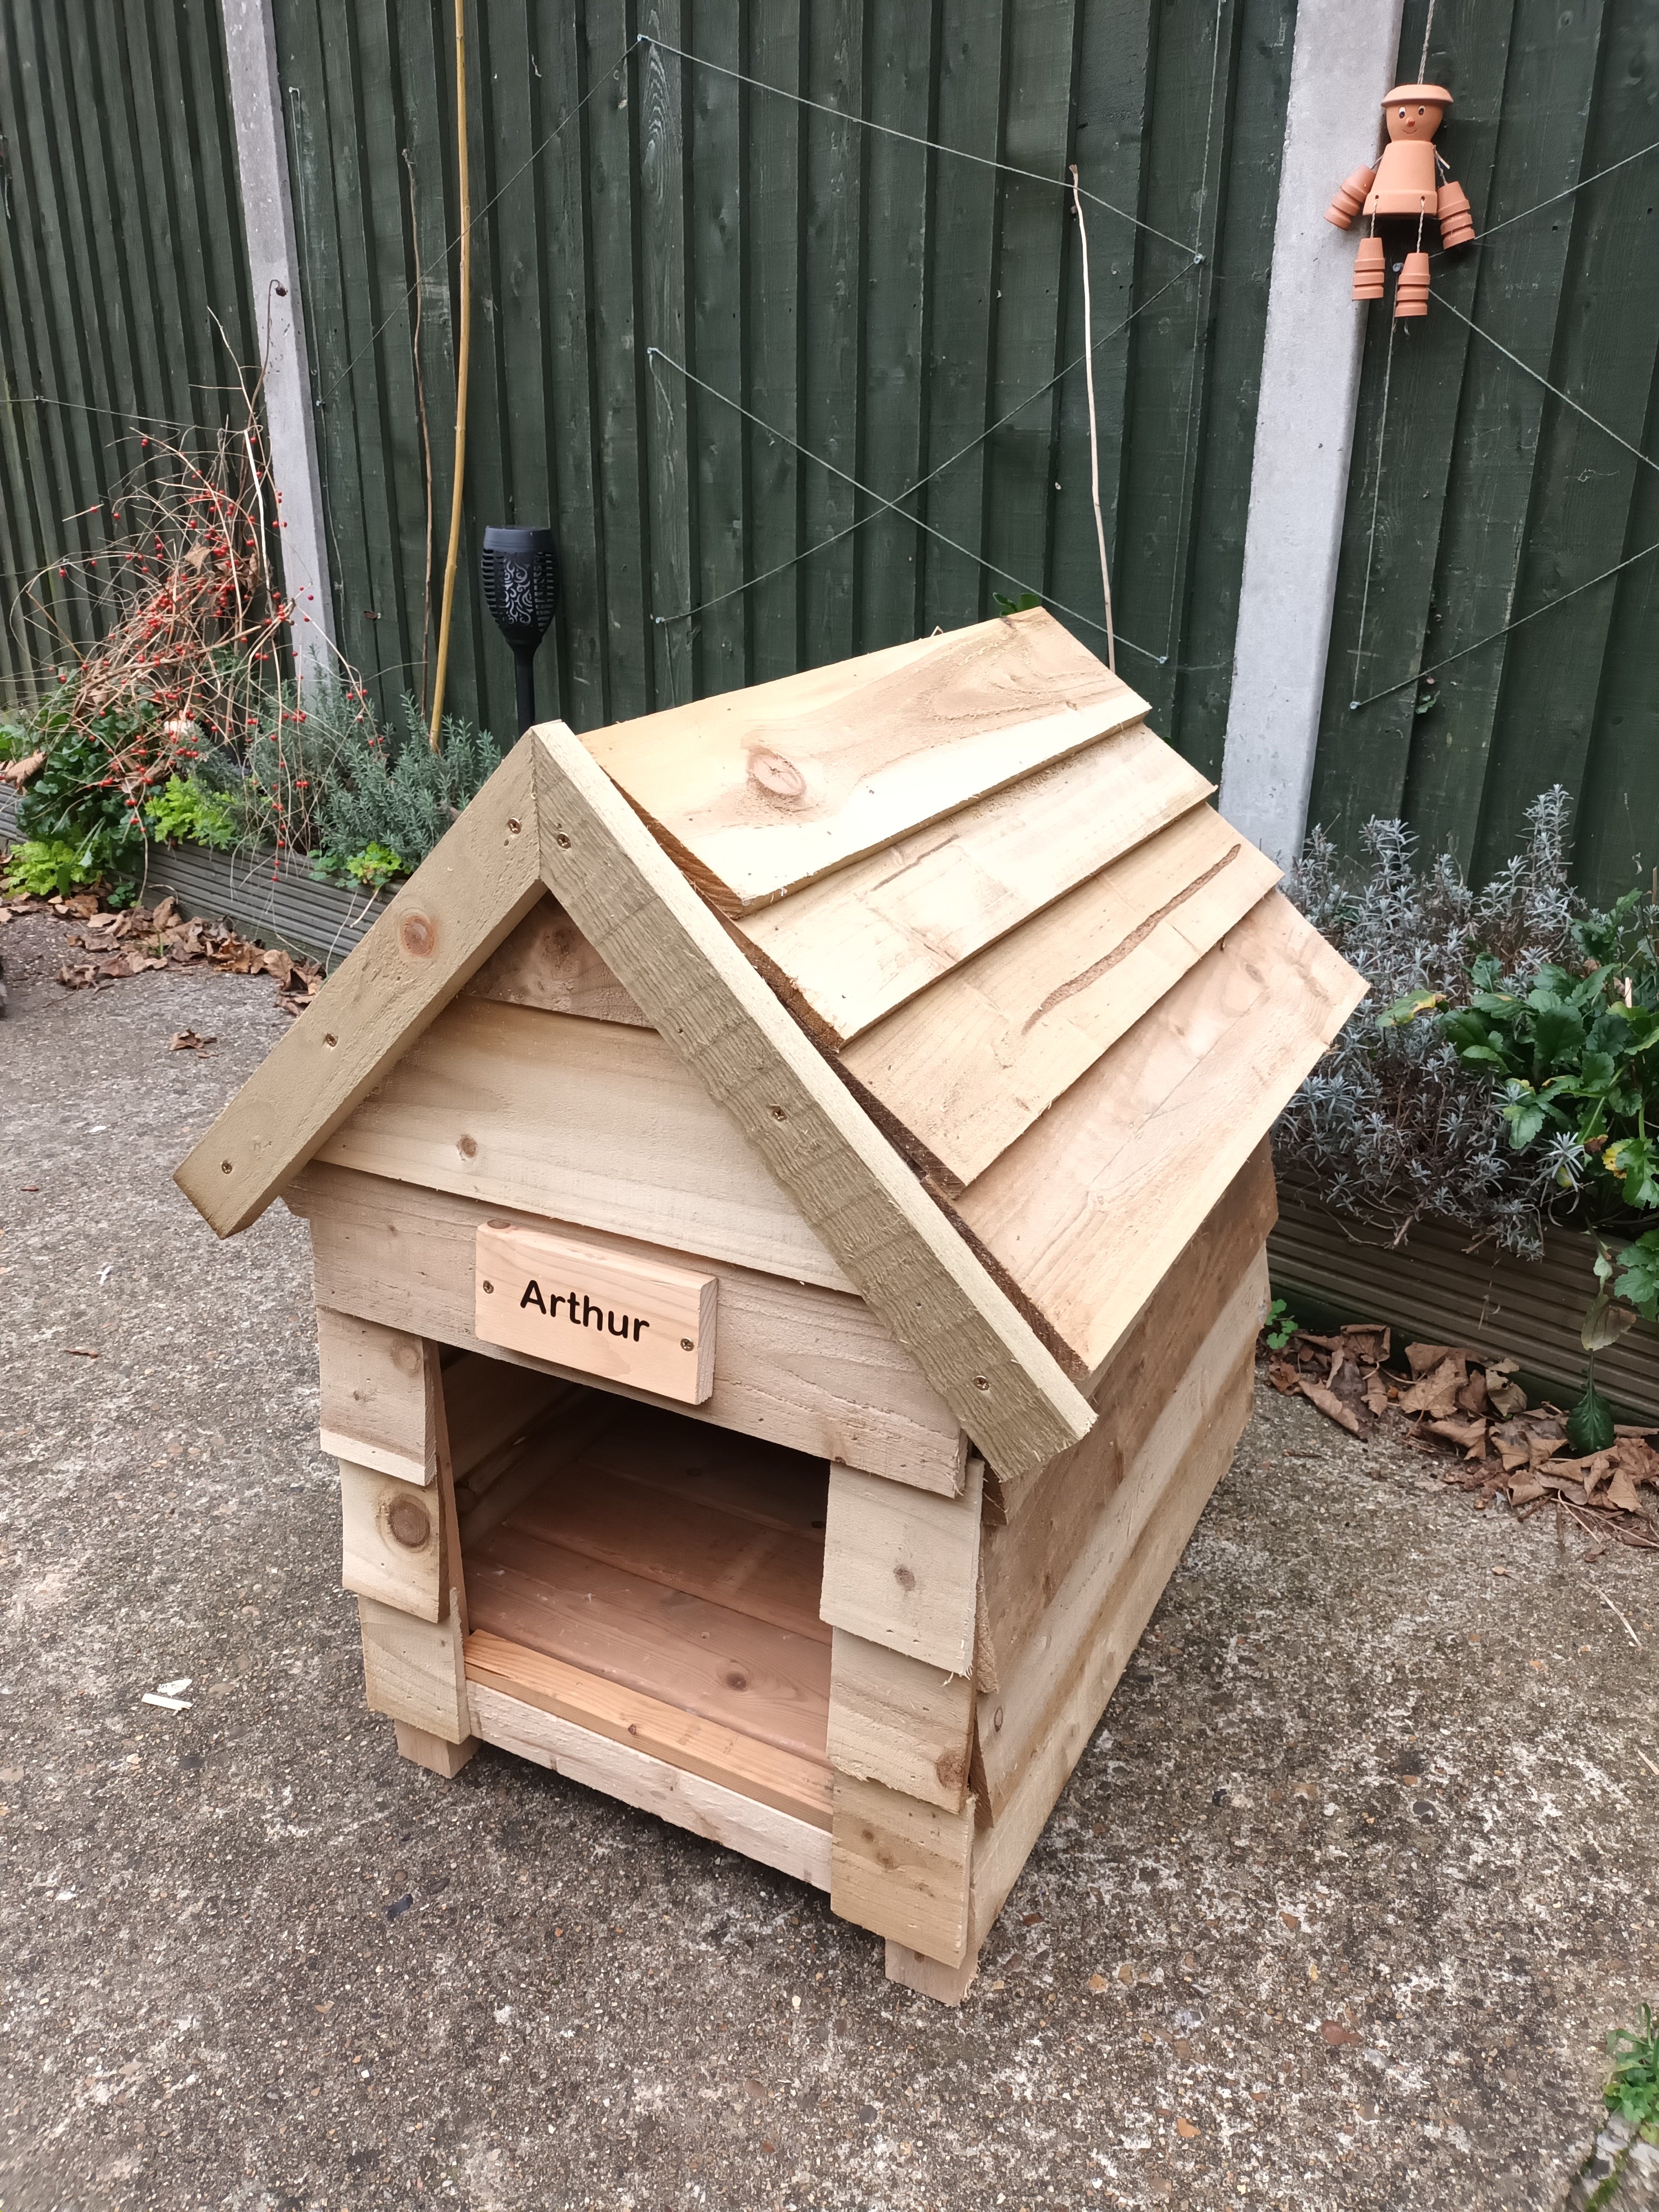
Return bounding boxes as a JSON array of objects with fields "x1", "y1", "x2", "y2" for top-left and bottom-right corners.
[{"x1": 1276, "y1": 792, "x2": 1582, "y2": 1256}]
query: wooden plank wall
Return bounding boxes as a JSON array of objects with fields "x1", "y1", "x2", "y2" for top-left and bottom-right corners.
[
  {"x1": 265, "y1": 0, "x2": 1295, "y2": 780},
  {"x1": 1309, "y1": 0, "x2": 1659, "y2": 905},
  {"x1": 0, "y1": 0, "x2": 258, "y2": 708}
]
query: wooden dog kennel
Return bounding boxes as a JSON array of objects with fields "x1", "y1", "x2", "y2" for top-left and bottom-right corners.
[{"x1": 176, "y1": 609, "x2": 1363, "y2": 2001}]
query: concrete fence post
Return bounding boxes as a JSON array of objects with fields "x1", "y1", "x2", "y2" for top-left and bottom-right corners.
[
  {"x1": 221, "y1": 0, "x2": 337, "y2": 692},
  {"x1": 1218, "y1": 0, "x2": 1406, "y2": 867}
]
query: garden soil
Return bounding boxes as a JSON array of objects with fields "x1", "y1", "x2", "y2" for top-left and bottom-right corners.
[{"x1": 1, "y1": 909, "x2": 1653, "y2": 2212}]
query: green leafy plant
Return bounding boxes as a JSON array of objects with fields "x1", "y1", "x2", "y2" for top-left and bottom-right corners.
[
  {"x1": 3, "y1": 836, "x2": 101, "y2": 899},
  {"x1": 1614, "y1": 1230, "x2": 1659, "y2": 1320},
  {"x1": 1263, "y1": 1297, "x2": 1300, "y2": 1352},
  {"x1": 992, "y1": 590, "x2": 1042, "y2": 615},
  {"x1": 1440, "y1": 948, "x2": 1659, "y2": 1219},
  {"x1": 8, "y1": 713, "x2": 151, "y2": 894},
  {"x1": 312, "y1": 841, "x2": 404, "y2": 893},
  {"x1": 144, "y1": 773, "x2": 241, "y2": 852},
  {"x1": 1605, "y1": 2005, "x2": 1659, "y2": 2143}
]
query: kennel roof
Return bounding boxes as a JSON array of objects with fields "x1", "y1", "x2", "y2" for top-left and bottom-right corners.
[{"x1": 176, "y1": 609, "x2": 1364, "y2": 1482}]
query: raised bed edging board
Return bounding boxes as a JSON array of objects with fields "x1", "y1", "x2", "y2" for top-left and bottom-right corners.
[
  {"x1": 1270, "y1": 1173, "x2": 1659, "y2": 1424},
  {"x1": 0, "y1": 788, "x2": 388, "y2": 969}
]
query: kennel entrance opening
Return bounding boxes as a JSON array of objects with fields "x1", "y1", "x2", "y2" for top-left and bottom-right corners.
[{"x1": 445, "y1": 1350, "x2": 833, "y2": 1835}]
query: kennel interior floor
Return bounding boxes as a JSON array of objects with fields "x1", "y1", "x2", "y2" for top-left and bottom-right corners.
[{"x1": 453, "y1": 1385, "x2": 834, "y2": 1829}]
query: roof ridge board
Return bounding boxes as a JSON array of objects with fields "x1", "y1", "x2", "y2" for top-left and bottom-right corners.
[
  {"x1": 731, "y1": 723, "x2": 1214, "y2": 1050},
  {"x1": 583, "y1": 608, "x2": 1150, "y2": 919},
  {"x1": 175, "y1": 737, "x2": 546, "y2": 1239},
  {"x1": 529, "y1": 720, "x2": 1096, "y2": 1483}
]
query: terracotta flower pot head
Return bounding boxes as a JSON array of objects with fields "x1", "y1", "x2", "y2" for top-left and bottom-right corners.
[{"x1": 1381, "y1": 85, "x2": 1452, "y2": 142}]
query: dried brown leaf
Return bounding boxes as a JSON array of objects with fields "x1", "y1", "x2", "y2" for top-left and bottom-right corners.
[
  {"x1": 1428, "y1": 1416, "x2": 1488, "y2": 1456},
  {"x1": 1604, "y1": 1466, "x2": 1644, "y2": 1515},
  {"x1": 1455, "y1": 1370, "x2": 1490, "y2": 1418},
  {"x1": 1297, "y1": 1378, "x2": 1362, "y2": 1436},
  {"x1": 1401, "y1": 1359, "x2": 1463, "y2": 1419},
  {"x1": 1611, "y1": 1437, "x2": 1659, "y2": 1489}
]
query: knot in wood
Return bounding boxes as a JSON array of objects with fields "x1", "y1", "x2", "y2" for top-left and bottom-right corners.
[
  {"x1": 893, "y1": 1564, "x2": 916, "y2": 1591},
  {"x1": 385, "y1": 1495, "x2": 431, "y2": 1551},
  {"x1": 399, "y1": 913, "x2": 437, "y2": 959},
  {"x1": 457, "y1": 1134, "x2": 478, "y2": 1159},
  {"x1": 747, "y1": 748, "x2": 808, "y2": 805}
]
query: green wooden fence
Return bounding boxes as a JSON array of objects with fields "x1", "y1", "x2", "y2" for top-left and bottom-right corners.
[
  {"x1": 1310, "y1": 0, "x2": 1659, "y2": 905},
  {"x1": 9, "y1": 1, "x2": 1647, "y2": 902},
  {"x1": 270, "y1": 0, "x2": 1295, "y2": 774},
  {"x1": 0, "y1": 0, "x2": 257, "y2": 707}
]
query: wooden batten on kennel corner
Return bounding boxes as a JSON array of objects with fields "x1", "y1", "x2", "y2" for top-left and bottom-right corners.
[{"x1": 176, "y1": 611, "x2": 1365, "y2": 2002}]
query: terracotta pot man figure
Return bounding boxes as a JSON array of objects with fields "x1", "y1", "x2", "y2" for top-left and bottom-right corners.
[{"x1": 1326, "y1": 84, "x2": 1475, "y2": 319}]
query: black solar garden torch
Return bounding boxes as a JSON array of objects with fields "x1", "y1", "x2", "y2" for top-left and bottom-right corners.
[{"x1": 480, "y1": 525, "x2": 560, "y2": 735}]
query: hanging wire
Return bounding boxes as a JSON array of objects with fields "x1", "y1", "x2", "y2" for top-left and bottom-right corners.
[
  {"x1": 1417, "y1": 0, "x2": 1439, "y2": 81},
  {"x1": 646, "y1": 264, "x2": 1196, "y2": 644},
  {"x1": 1434, "y1": 295, "x2": 1658, "y2": 476},
  {"x1": 1348, "y1": 311, "x2": 1401, "y2": 703},
  {"x1": 1446, "y1": 135, "x2": 1659, "y2": 255},
  {"x1": 1348, "y1": 532, "x2": 1659, "y2": 713},
  {"x1": 640, "y1": 33, "x2": 1202, "y2": 260},
  {"x1": 646, "y1": 347, "x2": 1162, "y2": 665},
  {"x1": 1350, "y1": 283, "x2": 1659, "y2": 710},
  {"x1": 316, "y1": 39, "x2": 634, "y2": 410}
]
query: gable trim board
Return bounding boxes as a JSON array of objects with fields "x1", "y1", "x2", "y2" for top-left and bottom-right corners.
[
  {"x1": 527, "y1": 721, "x2": 1095, "y2": 1480},
  {"x1": 175, "y1": 737, "x2": 545, "y2": 1238}
]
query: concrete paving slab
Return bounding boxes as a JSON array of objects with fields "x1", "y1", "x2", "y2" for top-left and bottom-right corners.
[{"x1": 1, "y1": 910, "x2": 1652, "y2": 2211}]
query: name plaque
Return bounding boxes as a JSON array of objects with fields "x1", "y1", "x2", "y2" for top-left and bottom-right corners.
[{"x1": 474, "y1": 1220, "x2": 716, "y2": 1405}]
